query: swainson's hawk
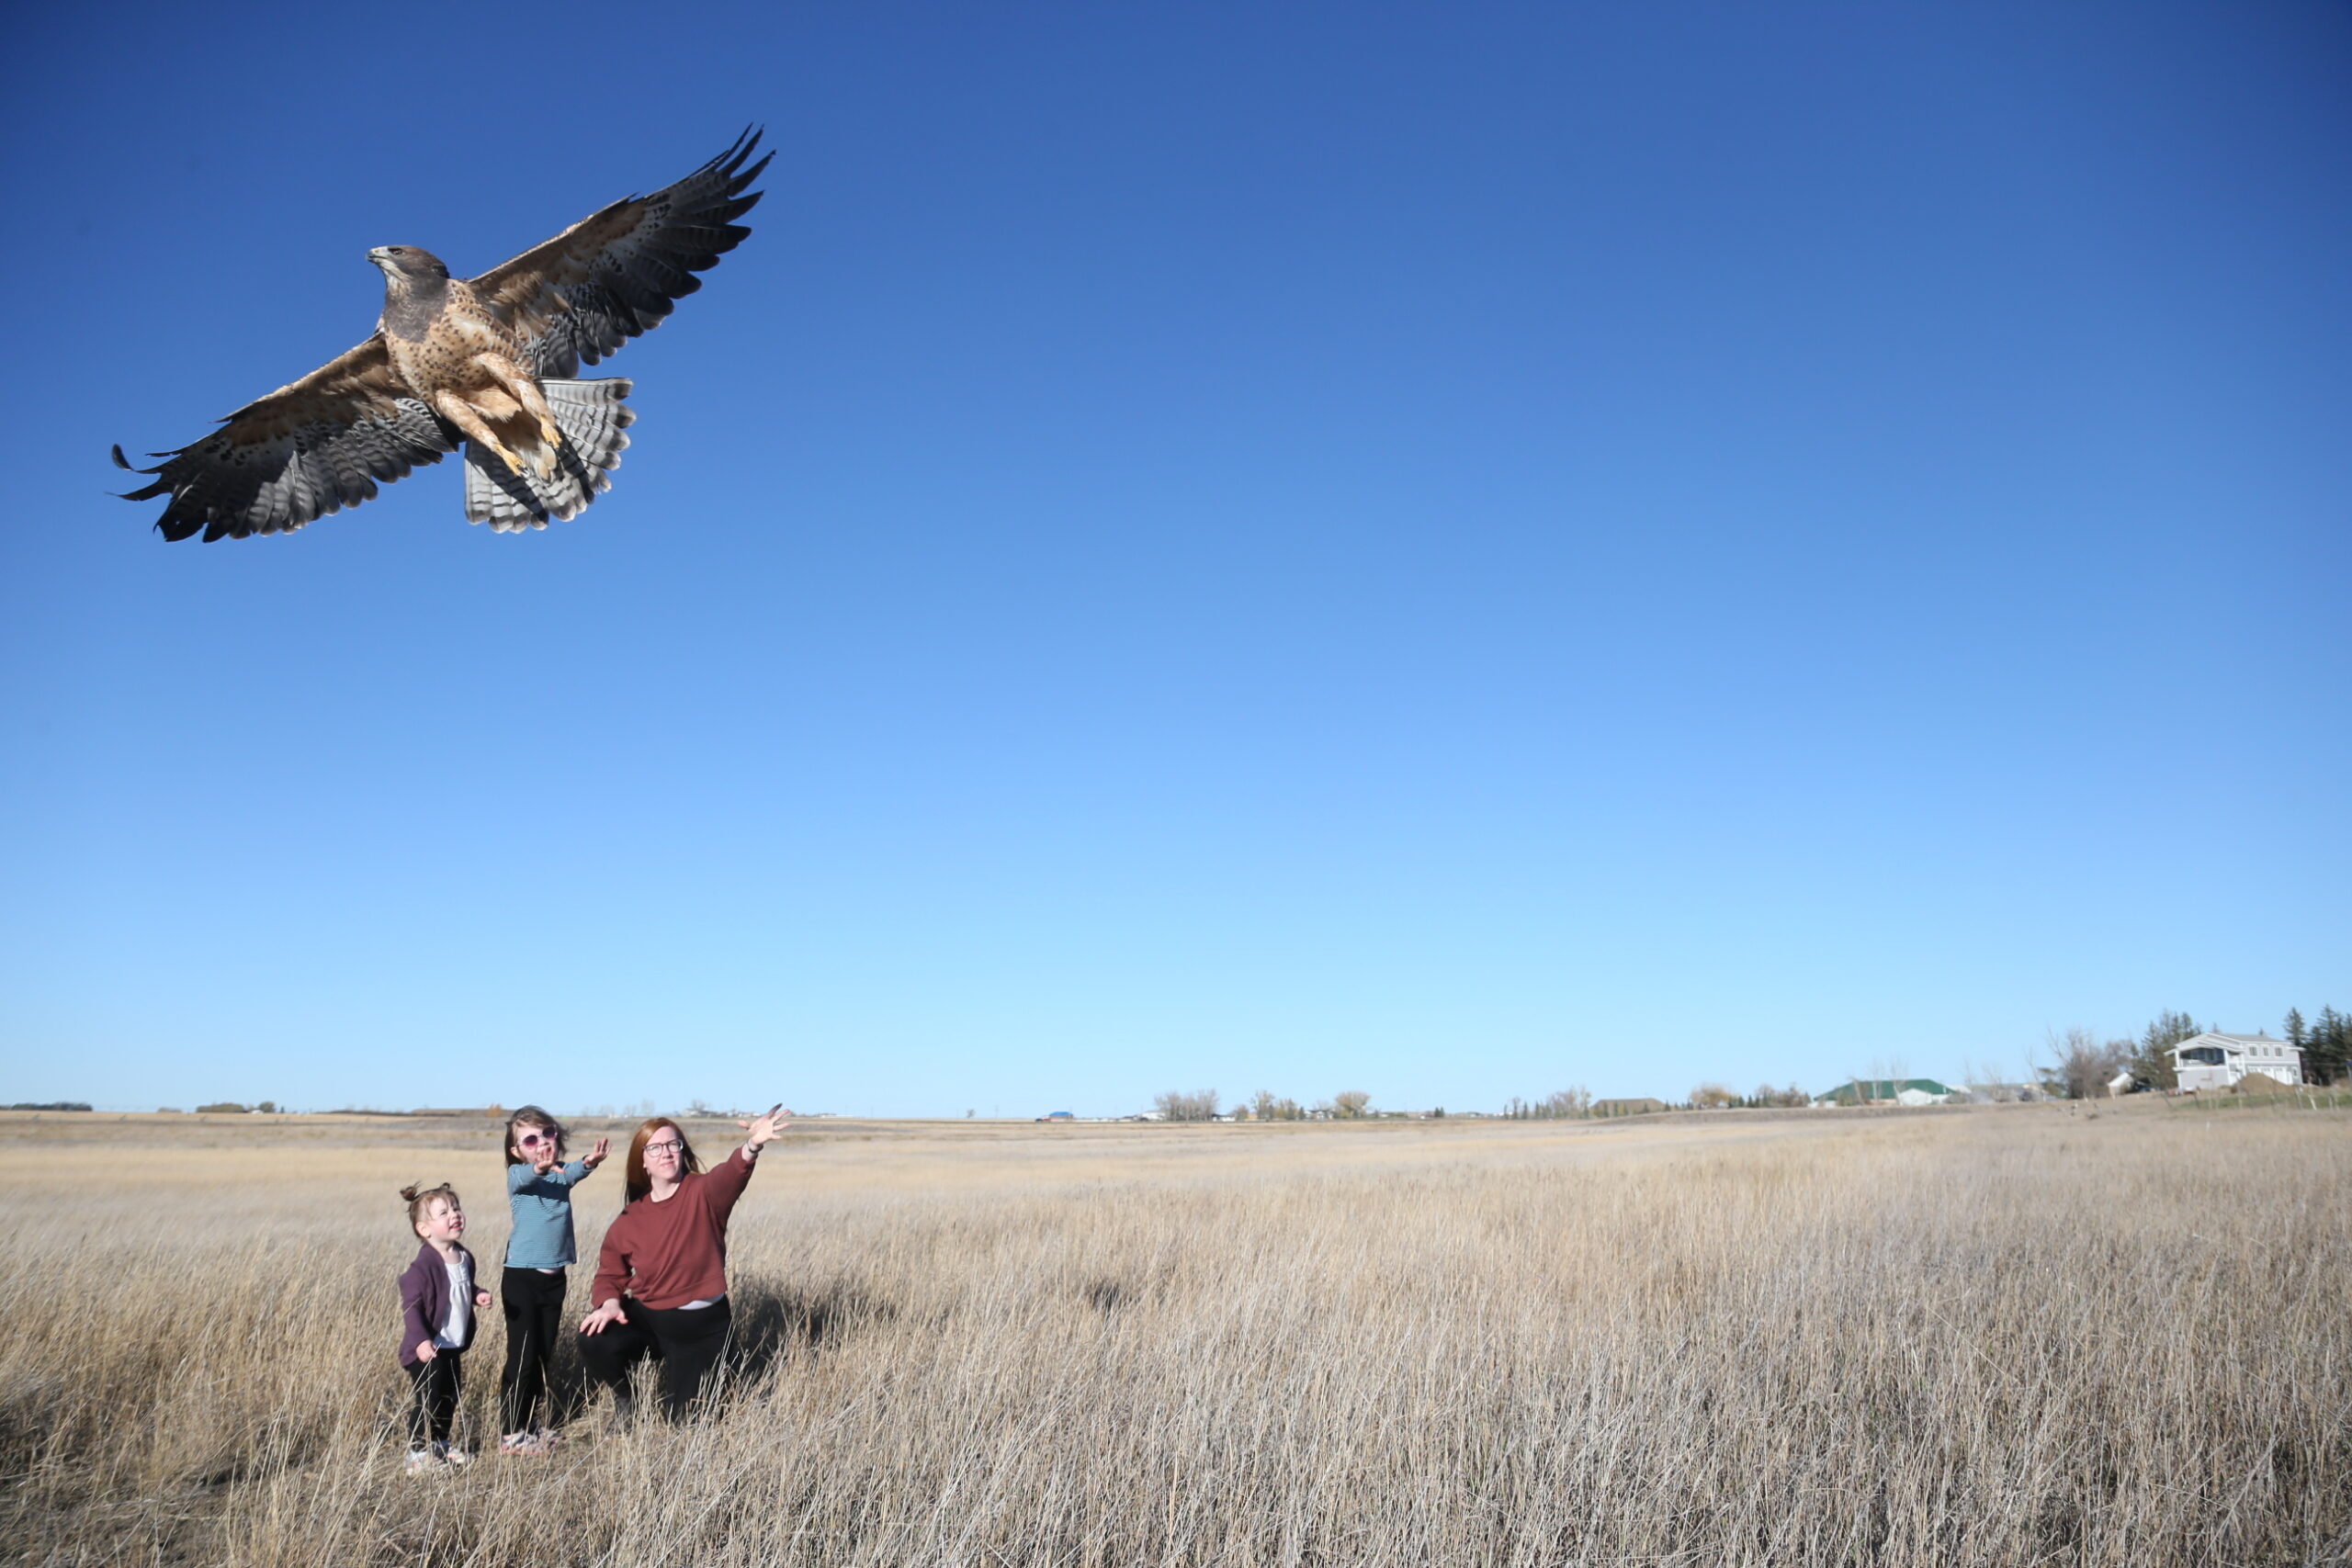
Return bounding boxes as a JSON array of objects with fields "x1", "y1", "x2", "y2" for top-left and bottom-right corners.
[{"x1": 114, "y1": 131, "x2": 770, "y2": 542}]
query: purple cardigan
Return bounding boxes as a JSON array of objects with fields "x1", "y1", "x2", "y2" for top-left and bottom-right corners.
[{"x1": 396, "y1": 1241, "x2": 481, "y2": 1368}]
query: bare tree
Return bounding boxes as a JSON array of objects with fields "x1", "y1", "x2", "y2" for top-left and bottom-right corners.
[
  {"x1": 1542, "y1": 1087, "x2": 1592, "y2": 1118},
  {"x1": 2037, "y1": 1028, "x2": 2129, "y2": 1100},
  {"x1": 1958, "y1": 1056, "x2": 2002, "y2": 1101},
  {"x1": 1690, "y1": 1082, "x2": 1736, "y2": 1109},
  {"x1": 1331, "y1": 1090, "x2": 1372, "y2": 1120},
  {"x1": 1153, "y1": 1089, "x2": 1221, "y2": 1122}
]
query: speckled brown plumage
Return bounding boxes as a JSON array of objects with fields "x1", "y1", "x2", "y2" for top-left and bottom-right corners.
[{"x1": 115, "y1": 131, "x2": 769, "y2": 542}]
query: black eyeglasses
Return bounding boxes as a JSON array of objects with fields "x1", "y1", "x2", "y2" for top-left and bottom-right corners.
[{"x1": 644, "y1": 1140, "x2": 684, "y2": 1155}]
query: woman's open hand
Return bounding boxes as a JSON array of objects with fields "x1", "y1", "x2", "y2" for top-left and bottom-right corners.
[
  {"x1": 740, "y1": 1103, "x2": 789, "y2": 1150},
  {"x1": 580, "y1": 1299, "x2": 626, "y2": 1337}
]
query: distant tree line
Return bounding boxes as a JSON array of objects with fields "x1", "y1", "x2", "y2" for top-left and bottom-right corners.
[
  {"x1": 6, "y1": 1101, "x2": 92, "y2": 1112},
  {"x1": 1502, "y1": 1088, "x2": 1591, "y2": 1119},
  {"x1": 2287, "y1": 1007, "x2": 2350, "y2": 1086},
  {"x1": 1685, "y1": 1083, "x2": 1815, "y2": 1109},
  {"x1": 1155, "y1": 1012, "x2": 2349, "y2": 1122},
  {"x1": 1153, "y1": 1089, "x2": 1221, "y2": 1122},
  {"x1": 1153, "y1": 1089, "x2": 1385, "y2": 1121}
]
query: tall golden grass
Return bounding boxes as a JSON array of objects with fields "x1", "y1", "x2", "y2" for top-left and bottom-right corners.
[{"x1": 2, "y1": 1105, "x2": 2344, "y2": 1565}]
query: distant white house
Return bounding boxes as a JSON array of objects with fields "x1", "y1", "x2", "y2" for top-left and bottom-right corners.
[{"x1": 2171, "y1": 1032, "x2": 2303, "y2": 1092}]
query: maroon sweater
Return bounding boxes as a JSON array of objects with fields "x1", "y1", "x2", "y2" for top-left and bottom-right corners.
[
  {"x1": 593, "y1": 1145, "x2": 759, "y2": 1311},
  {"x1": 396, "y1": 1241, "x2": 480, "y2": 1368}
]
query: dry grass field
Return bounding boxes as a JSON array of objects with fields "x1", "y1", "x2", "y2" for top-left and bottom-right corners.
[{"x1": 2, "y1": 1102, "x2": 2345, "y2": 1567}]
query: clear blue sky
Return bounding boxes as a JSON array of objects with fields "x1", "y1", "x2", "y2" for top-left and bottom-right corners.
[{"x1": 3, "y1": 2, "x2": 2345, "y2": 1115}]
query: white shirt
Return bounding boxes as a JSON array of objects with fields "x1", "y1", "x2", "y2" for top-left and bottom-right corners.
[{"x1": 434, "y1": 1256, "x2": 470, "y2": 1348}]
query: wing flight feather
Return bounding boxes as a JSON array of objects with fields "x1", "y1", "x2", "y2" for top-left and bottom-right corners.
[
  {"x1": 115, "y1": 336, "x2": 458, "y2": 542},
  {"x1": 469, "y1": 129, "x2": 771, "y2": 379}
]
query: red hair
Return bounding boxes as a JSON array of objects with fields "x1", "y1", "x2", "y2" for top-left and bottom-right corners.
[{"x1": 623, "y1": 1117, "x2": 700, "y2": 1204}]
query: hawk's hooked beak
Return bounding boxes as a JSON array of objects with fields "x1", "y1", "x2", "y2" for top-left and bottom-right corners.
[{"x1": 366, "y1": 247, "x2": 391, "y2": 268}]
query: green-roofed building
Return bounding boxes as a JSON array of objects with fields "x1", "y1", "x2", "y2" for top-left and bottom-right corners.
[{"x1": 1814, "y1": 1078, "x2": 1956, "y2": 1107}]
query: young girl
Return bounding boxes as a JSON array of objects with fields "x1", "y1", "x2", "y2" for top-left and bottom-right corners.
[
  {"x1": 497, "y1": 1107, "x2": 609, "y2": 1455},
  {"x1": 396, "y1": 1182, "x2": 493, "y2": 1474}
]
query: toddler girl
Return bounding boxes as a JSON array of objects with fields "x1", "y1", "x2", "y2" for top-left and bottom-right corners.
[
  {"x1": 396, "y1": 1181, "x2": 492, "y2": 1474},
  {"x1": 498, "y1": 1107, "x2": 608, "y2": 1454}
]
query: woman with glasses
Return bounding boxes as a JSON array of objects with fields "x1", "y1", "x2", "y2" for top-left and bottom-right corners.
[{"x1": 578, "y1": 1105, "x2": 787, "y2": 1421}]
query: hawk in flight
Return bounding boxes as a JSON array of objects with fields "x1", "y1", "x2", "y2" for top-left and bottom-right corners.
[{"x1": 114, "y1": 131, "x2": 770, "y2": 542}]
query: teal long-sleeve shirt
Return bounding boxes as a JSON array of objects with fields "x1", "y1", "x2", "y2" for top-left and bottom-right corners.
[{"x1": 504, "y1": 1159, "x2": 593, "y2": 1269}]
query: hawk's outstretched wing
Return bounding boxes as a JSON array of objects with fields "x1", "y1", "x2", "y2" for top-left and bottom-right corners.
[
  {"x1": 114, "y1": 336, "x2": 459, "y2": 542},
  {"x1": 470, "y1": 130, "x2": 772, "y2": 380}
]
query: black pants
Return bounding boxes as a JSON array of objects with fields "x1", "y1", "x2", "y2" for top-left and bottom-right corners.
[
  {"x1": 406, "y1": 1351, "x2": 462, "y2": 1448},
  {"x1": 499, "y1": 1267, "x2": 568, "y2": 1434},
  {"x1": 578, "y1": 1297, "x2": 732, "y2": 1420}
]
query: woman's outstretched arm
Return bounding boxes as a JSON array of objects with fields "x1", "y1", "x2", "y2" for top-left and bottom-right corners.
[{"x1": 738, "y1": 1103, "x2": 788, "y2": 1162}]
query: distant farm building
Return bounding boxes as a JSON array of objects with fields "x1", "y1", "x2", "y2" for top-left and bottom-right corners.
[
  {"x1": 1035, "y1": 1111, "x2": 1075, "y2": 1122},
  {"x1": 1591, "y1": 1098, "x2": 1668, "y2": 1117},
  {"x1": 1961, "y1": 1082, "x2": 2048, "y2": 1103},
  {"x1": 2172, "y1": 1033, "x2": 2303, "y2": 1093},
  {"x1": 1815, "y1": 1079, "x2": 1955, "y2": 1107}
]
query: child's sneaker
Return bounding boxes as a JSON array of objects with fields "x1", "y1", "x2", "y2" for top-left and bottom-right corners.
[
  {"x1": 498, "y1": 1431, "x2": 536, "y2": 1456},
  {"x1": 401, "y1": 1448, "x2": 445, "y2": 1477},
  {"x1": 439, "y1": 1445, "x2": 472, "y2": 1467},
  {"x1": 531, "y1": 1427, "x2": 564, "y2": 1453}
]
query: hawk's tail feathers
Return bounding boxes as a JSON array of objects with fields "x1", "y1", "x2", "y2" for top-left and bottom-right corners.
[{"x1": 462, "y1": 378, "x2": 635, "y2": 532}]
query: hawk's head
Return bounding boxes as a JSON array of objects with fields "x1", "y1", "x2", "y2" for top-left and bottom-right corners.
[{"x1": 366, "y1": 245, "x2": 450, "y2": 283}]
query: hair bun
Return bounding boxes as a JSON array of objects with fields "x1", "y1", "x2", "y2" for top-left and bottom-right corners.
[{"x1": 398, "y1": 1182, "x2": 422, "y2": 1202}]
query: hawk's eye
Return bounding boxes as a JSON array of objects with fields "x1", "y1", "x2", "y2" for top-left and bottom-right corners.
[{"x1": 389, "y1": 247, "x2": 406, "y2": 255}]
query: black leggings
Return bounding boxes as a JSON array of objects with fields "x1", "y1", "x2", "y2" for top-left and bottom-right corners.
[
  {"x1": 406, "y1": 1351, "x2": 462, "y2": 1448},
  {"x1": 578, "y1": 1297, "x2": 732, "y2": 1420},
  {"x1": 499, "y1": 1267, "x2": 568, "y2": 1434}
]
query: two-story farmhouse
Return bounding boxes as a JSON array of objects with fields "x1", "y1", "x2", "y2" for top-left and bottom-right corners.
[{"x1": 2171, "y1": 1032, "x2": 2303, "y2": 1091}]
